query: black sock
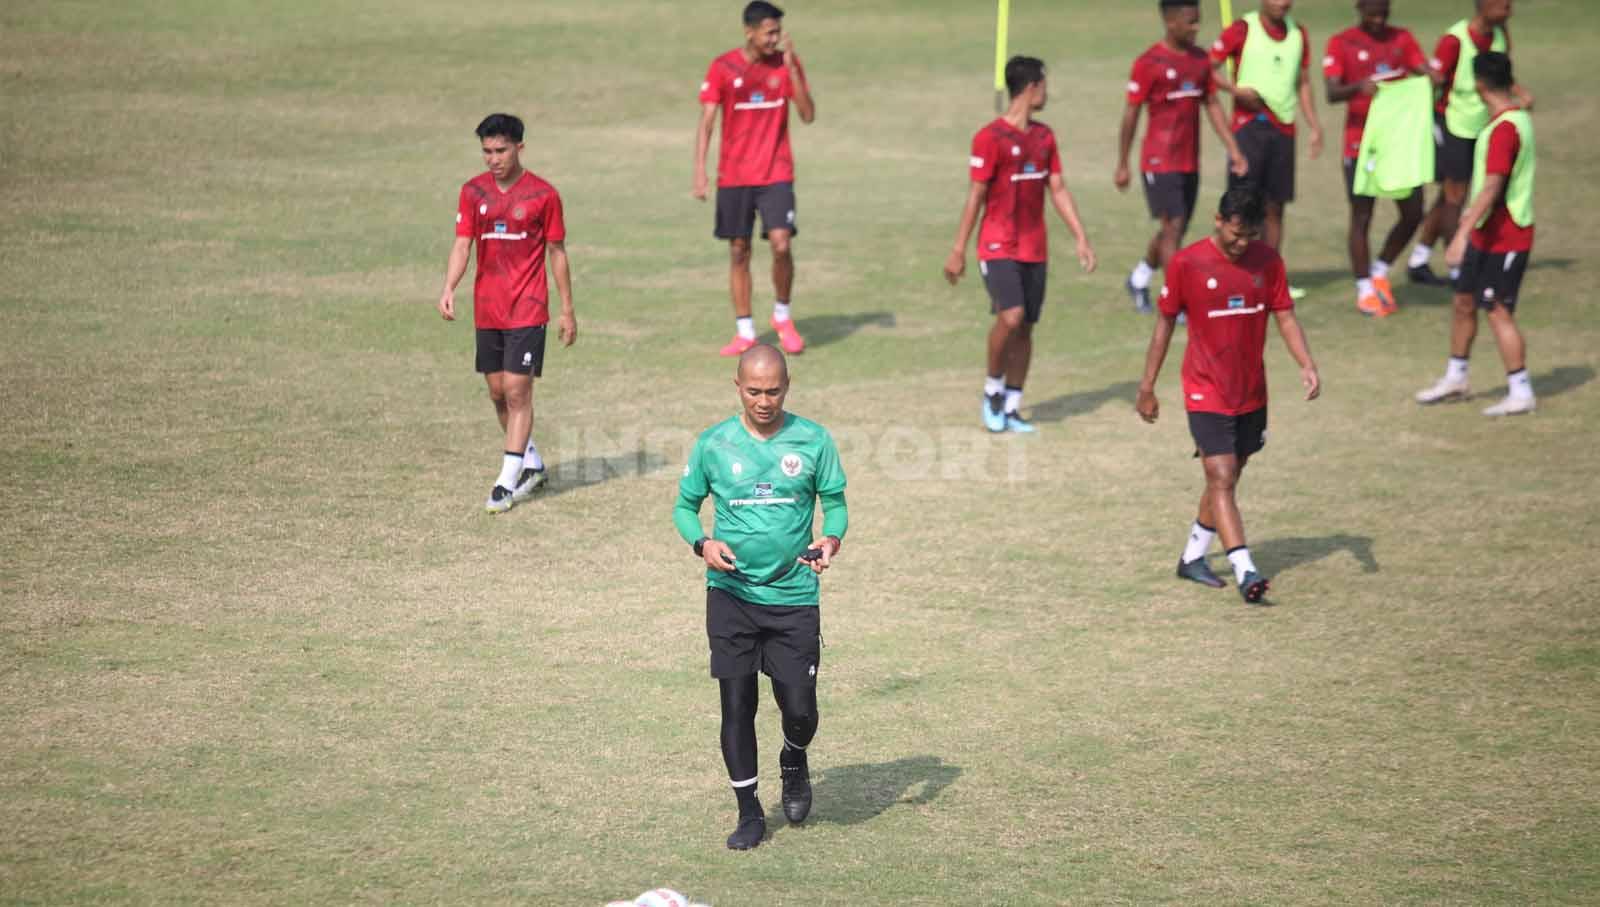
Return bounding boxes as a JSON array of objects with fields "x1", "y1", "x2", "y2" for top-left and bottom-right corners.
[{"x1": 734, "y1": 783, "x2": 762, "y2": 818}]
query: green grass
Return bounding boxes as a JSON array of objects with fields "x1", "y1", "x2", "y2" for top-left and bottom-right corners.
[{"x1": 3, "y1": 0, "x2": 1598, "y2": 903}]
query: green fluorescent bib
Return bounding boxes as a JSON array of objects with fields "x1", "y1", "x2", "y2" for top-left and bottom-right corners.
[
  {"x1": 1471, "y1": 109, "x2": 1535, "y2": 229},
  {"x1": 1444, "y1": 20, "x2": 1507, "y2": 140},
  {"x1": 1353, "y1": 76, "x2": 1435, "y2": 198},
  {"x1": 1236, "y1": 11, "x2": 1303, "y2": 125}
]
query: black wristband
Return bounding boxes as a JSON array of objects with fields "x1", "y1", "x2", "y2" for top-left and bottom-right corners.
[{"x1": 693, "y1": 537, "x2": 708, "y2": 557}]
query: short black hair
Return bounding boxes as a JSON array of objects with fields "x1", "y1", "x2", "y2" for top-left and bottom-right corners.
[
  {"x1": 1005, "y1": 56, "x2": 1046, "y2": 98},
  {"x1": 1474, "y1": 51, "x2": 1514, "y2": 91},
  {"x1": 1160, "y1": 0, "x2": 1199, "y2": 9},
  {"x1": 743, "y1": 1, "x2": 784, "y2": 27},
  {"x1": 476, "y1": 113, "x2": 524, "y2": 143},
  {"x1": 1217, "y1": 187, "x2": 1267, "y2": 226}
]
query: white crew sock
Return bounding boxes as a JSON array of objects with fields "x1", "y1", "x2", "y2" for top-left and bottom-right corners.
[
  {"x1": 1357, "y1": 277, "x2": 1375, "y2": 299},
  {"x1": 1446, "y1": 356, "x2": 1470, "y2": 383},
  {"x1": 1507, "y1": 368, "x2": 1534, "y2": 400},
  {"x1": 1371, "y1": 259, "x2": 1392, "y2": 279},
  {"x1": 1226, "y1": 546, "x2": 1257, "y2": 585},
  {"x1": 1408, "y1": 243, "x2": 1433, "y2": 268},
  {"x1": 983, "y1": 375, "x2": 1005, "y2": 397},
  {"x1": 772, "y1": 301, "x2": 792, "y2": 322},
  {"x1": 1448, "y1": 266, "x2": 1461, "y2": 281},
  {"x1": 1130, "y1": 259, "x2": 1155, "y2": 290},
  {"x1": 1182, "y1": 521, "x2": 1216, "y2": 564},
  {"x1": 735, "y1": 316, "x2": 756, "y2": 340},
  {"x1": 496, "y1": 452, "x2": 523, "y2": 490},
  {"x1": 1003, "y1": 386, "x2": 1023, "y2": 414},
  {"x1": 524, "y1": 439, "x2": 545, "y2": 471}
]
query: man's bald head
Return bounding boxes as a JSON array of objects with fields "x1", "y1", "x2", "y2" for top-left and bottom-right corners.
[{"x1": 737, "y1": 343, "x2": 789, "y2": 383}]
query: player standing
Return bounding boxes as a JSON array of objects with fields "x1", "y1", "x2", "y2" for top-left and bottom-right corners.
[
  {"x1": 674, "y1": 344, "x2": 848, "y2": 850},
  {"x1": 1324, "y1": 0, "x2": 1433, "y2": 317},
  {"x1": 944, "y1": 56, "x2": 1096, "y2": 434},
  {"x1": 1135, "y1": 189, "x2": 1320, "y2": 603},
  {"x1": 1407, "y1": 0, "x2": 1532, "y2": 286},
  {"x1": 1208, "y1": 0, "x2": 1323, "y2": 298},
  {"x1": 1414, "y1": 52, "x2": 1536, "y2": 416},
  {"x1": 693, "y1": 1, "x2": 816, "y2": 358},
  {"x1": 437, "y1": 114, "x2": 576, "y2": 514},
  {"x1": 1116, "y1": 0, "x2": 1249, "y2": 314}
]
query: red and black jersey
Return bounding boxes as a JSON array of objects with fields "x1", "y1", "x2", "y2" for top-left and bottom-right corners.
[
  {"x1": 454, "y1": 170, "x2": 566, "y2": 330},
  {"x1": 1323, "y1": 25, "x2": 1428, "y2": 159},
  {"x1": 1127, "y1": 43, "x2": 1215, "y2": 174},
  {"x1": 700, "y1": 48, "x2": 796, "y2": 188},
  {"x1": 969, "y1": 118, "x2": 1062, "y2": 263}
]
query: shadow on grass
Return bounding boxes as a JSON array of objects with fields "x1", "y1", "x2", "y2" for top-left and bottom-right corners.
[
  {"x1": 774, "y1": 754, "x2": 961, "y2": 830},
  {"x1": 1282, "y1": 268, "x2": 1353, "y2": 292},
  {"x1": 1529, "y1": 365, "x2": 1593, "y2": 399},
  {"x1": 1529, "y1": 256, "x2": 1574, "y2": 272},
  {"x1": 540, "y1": 453, "x2": 669, "y2": 497},
  {"x1": 1252, "y1": 533, "x2": 1379, "y2": 576},
  {"x1": 790, "y1": 311, "x2": 896, "y2": 350},
  {"x1": 1028, "y1": 380, "x2": 1138, "y2": 424}
]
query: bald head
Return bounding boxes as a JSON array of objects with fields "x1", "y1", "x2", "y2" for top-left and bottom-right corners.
[
  {"x1": 735, "y1": 343, "x2": 789, "y2": 432},
  {"x1": 737, "y1": 342, "x2": 789, "y2": 383}
]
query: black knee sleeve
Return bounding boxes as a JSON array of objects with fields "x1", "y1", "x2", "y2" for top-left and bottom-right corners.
[
  {"x1": 718, "y1": 675, "x2": 759, "y2": 783},
  {"x1": 770, "y1": 678, "x2": 818, "y2": 749}
]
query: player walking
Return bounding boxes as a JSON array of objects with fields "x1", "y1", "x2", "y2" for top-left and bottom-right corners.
[
  {"x1": 1208, "y1": 0, "x2": 1323, "y2": 298},
  {"x1": 437, "y1": 113, "x2": 576, "y2": 514},
  {"x1": 1324, "y1": 0, "x2": 1433, "y2": 317},
  {"x1": 1415, "y1": 52, "x2": 1537, "y2": 416},
  {"x1": 1117, "y1": 0, "x2": 1249, "y2": 314},
  {"x1": 674, "y1": 344, "x2": 848, "y2": 849},
  {"x1": 944, "y1": 56, "x2": 1096, "y2": 434},
  {"x1": 693, "y1": 1, "x2": 816, "y2": 358},
  {"x1": 1136, "y1": 189, "x2": 1320, "y2": 603}
]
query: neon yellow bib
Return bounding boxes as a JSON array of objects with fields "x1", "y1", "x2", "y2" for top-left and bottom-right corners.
[
  {"x1": 1444, "y1": 20, "x2": 1507, "y2": 140},
  {"x1": 1471, "y1": 108, "x2": 1535, "y2": 228},
  {"x1": 1236, "y1": 11, "x2": 1303, "y2": 125}
]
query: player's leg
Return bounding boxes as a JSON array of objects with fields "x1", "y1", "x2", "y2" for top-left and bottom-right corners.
[
  {"x1": 715, "y1": 186, "x2": 760, "y2": 357},
  {"x1": 476, "y1": 329, "x2": 524, "y2": 513},
  {"x1": 1187, "y1": 410, "x2": 1269, "y2": 601},
  {"x1": 1347, "y1": 172, "x2": 1383, "y2": 316},
  {"x1": 760, "y1": 603, "x2": 820, "y2": 825},
  {"x1": 1000, "y1": 263, "x2": 1045, "y2": 432},
  {"x1": 503, "y1": 327, "x2": 548, "y2": 501},
  {"x1": 758, "y1": 183, "x2": 805, "y2": 353},
  {"x1": 981, "y1": 261, "x2": 1025, "y2": 432},
  {"x1": 708, "y1": 589, "x2": 767, "y2": 850},
  {"x1": 1408, "y1": 116, "x2": 1459, "y2": 286},
  {"x1": 1480, "y1": 252, "x2": 1535, "y2": 416},
  {"x1": 1417, "y1": 247, "x2": 1482, "y2": 404},
  {"x1": 1372, "y1": 189, "x2": 1424, "y2": 315}
]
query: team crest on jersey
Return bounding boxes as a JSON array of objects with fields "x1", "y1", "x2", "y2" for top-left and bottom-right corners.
[
  {"x1": 1228, "y1": 295, "x2": 1246, "y2": 309},
  {"x1": 780, "y1": 454, "x2": 803, "y2": 477},
  {"x1": 754, "y1": 482, "x2": 774, "y2": 498},
  {"x1": 767, "y1": 75, "x2": 780, "y2": 89},
  {"x1": 1253, "y1": 275, "x2": 1263, "y2": 288},
  {"x1": 512, "y1": 205, "x2": 526, "y2": 219}
]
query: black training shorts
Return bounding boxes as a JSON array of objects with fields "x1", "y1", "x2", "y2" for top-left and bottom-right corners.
[
  {"x1": 475, "y1": 325, "x2": 546, "y2": 376},
  {"x1": 1188, "y1": 407, "x2": 1268, "y2": 460},
  {"x1": 1435, "y1": 113, "x2": 1476, "y2": 184},
  {"x1": 1143, "y1": 171, "x2": 1200, "y2": 222},
  {"x1": 714, "y1": 181, "x2": 797, "y2": 240},
  {"x1": 706, "y1": 587, "x2": 821, "y2": 687},
  {"x1": 1228, "y1": 118, "x2": 1296, "y2": 204},
  {"x1": 1453, "y1": 243, "x2": 1529, "y2": 312},
  {"x1": 980, "y1": 259, "x2": 1048, "y2": 324}
]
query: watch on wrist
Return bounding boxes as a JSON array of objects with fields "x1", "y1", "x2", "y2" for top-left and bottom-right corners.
[{"x1": 693, "y1": 537, "x2": 709, "y2": 557}]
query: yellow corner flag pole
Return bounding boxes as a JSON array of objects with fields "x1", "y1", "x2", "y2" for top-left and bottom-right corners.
[
  {"x1": 1219, "y1": 0, "x2": 1235, "y2": 75},
  {"x1": 994, "y1": 0, "x2": 1010, "y2": 112}
]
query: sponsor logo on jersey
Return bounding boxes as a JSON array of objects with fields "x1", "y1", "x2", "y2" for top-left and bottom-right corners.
[
  {"x1": 754, "y1": 482, "x2": 773, "y2": 497},
  {"x1": 1022, "y1": 161, "x2": 1038, "y2": 174},
  {"x1": 1228, "y1": 295, "x2": 1246, "y2": 309},
  {"x1": 1167, "y1": 68, "x2": 1178, "y2": 79},
  {"x1": 733, "y1": 77, "x2": 744, "y2": 88},
  {"x1": 751, "y1": 92, "x2": 765, "y2": 103},
  {"x1": 494, "y1": 221, "x2": 507, "y2": 234},
  {"x1": 1011, "y1": 145, "x2": 1021, "y2": 156},
  {"x1": 781, "y1": 454, "x2": 803, "y2": 477},
  {"x1": 970, "y1": 155, "x2": 985, "y2": 168},
  {"x1": 479, "y1": 203, "x2": 488, "y2": 215},
  {"x1": 523, "y1": 352, "x2": 532, "y2": 365},
  {"x1": 1206, "y1": 277, "x2": 1218, "y2": 289},
  {"x1": 731, "y1": 462, "x2": 743, "y2": 476}
]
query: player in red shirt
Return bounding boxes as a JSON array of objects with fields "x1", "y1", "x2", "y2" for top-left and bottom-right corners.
[
  {"x1": 1324, "y1": 0, "x2": 1434, "y2": 317},
  {"x1": 1208, "y1": 0, "x2": 1323, "y2": 297},
  {"x1": 944, "y1": 56, "x2": 1096, "y2": 434},
  {"x1": 1116, "y1": 0, "x2": 1249, "y2": 314},
  {"x1": 693, "y1": 2, "x2": 816, "y2": 358},
  {"x1": 437, "y1": 114, "x2": 577, "y2": 514},
  {"x1": 1136, "y1": 189, "x2": 1320, "y2": 603},
  {"x1": 1416, "y1": 52, "x2": 1537, "y2": 416}
]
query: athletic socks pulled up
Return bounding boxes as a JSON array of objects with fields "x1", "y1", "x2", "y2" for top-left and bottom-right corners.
[
  {"x1": 1003, "y1": 386, "x2": 1023, "y2": 415},
  {"x1": 495, "y1": 452, "x2": 523, "y2": 489},
  {"x1": 1408, "y1": 243, "x2": 1433, "y2": 269},
  {"x1": 983, "y1": 374, "x2": 1005, "y2": 398},
  {"x1": 1507, "y1": 368, "x2": 1534, "y2": 400},
  {"x1": 772, "y1": 301, "x2": 792, "y2": 323},
  {"x1": 1446, "y1": 356, "x2": 1470, "y2": 383},
  {"x1": 523, "y1": 440, "x2": 544, "y2": 471},
  {"x1": 1370, "y1": 259, "x2": 1392, "y2": 280},
  {"x1": 1226, "y1": 546, "x2": 1257, "y2": 585},
  {"x1": 1357, "y1": 277, "x2": 1376, "y2": 299},
  {"x1": 1182, "y1": 521, "x2": 1216, "y2": 565},
  {"x1": 1129, "y1": 259, "x2": 1155, "y2": 290}
]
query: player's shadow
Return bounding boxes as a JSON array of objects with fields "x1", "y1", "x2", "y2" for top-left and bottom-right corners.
[
  {"x1": 773, "y1": 755, "x2": 961, "y2": 829},
  {"x1": 1028, "y1": 381, "x2": 1138, "y2": 424},
  {"x1": 1283, "y1": 268, "x2": 1351, "y2": 292},
  {"x1": 1252, "y1": 533, "x2": 1379, "y2": 577},
  {"x1": 1529, "y1": 256, "x2": 1574, "y2": 272},
  {"x1": 1518, "y1": 365, "x2": 1592, "y2": 399},
  {"x1": 787, "y1": 311, "x2": 895, "y2": 350},
  {"x1": 540, "y1": 453, "x2": 669, "y2": 497}
]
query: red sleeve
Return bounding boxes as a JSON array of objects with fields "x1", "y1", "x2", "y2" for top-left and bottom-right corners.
[
  {"x1": 455, "y1": 185, "x2": 475, "y2": 238},
  {"x1": 544, "y1": 189, "x2": 567, "y2": 243},
  {"x1": 1401, "y1": 31, "x2": 1428, "y2": 72},
  {"x1": 1127, "y1": 57, "x2": 1154, "y2": 105},
  {"x1": 698, "y1": 60, "x2": 722, "y2": 104},
  {"x1": 1266, "y1": 254, "x2": 1292, "y2": 311},
  {"x1": 1298, "y1": 25, "x2": 1312, "y2": 71},
  {"x1": 1322, "y1": 35, "x2": 1346, "y2": 81},
  {"x1": 1158, "y1": 256, "x2": 1185, "y2": 318},
  {"x1": 969, "y1": 129, "x2": 997, "y2": 184},
  {"x1": 1484, "y1": 121, "x2": 1520, "y2": 176},
  {"x1": 1209, "y1": 21, "x2": 1248, "y2": 67},
  {"x1": 1048, "y1": 133, "x2": 1062, "y2": 175},
  {"x1": 1431, "y1": 33, "x2": 1460, "y2": 82}
]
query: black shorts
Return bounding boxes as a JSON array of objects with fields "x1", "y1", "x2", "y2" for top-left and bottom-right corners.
[
  {"x1": 1188, "y1": 407, "x2": 1268, "y2": 459},
  {"x1": 706, "y1": 587, "x2": 820, "y2": 686},
  {"x1": 980, "y1": 259, "x2": 1048, "y2": 324},
  {"x1": 1453, "y1": 244, "x2": 1529, "y2": 311},
  {"x1": 1227, "y1": 119, "x2": 1296, "y2": 204},
  {"x1": 714, "y1": 181, "x2": 797, "y2": 240},
  {"x1": 475, "y1": 325, "x2": 546, "y2": 376},
  {"x1": 1143, "y1": 171, "x2": 1200, "y2": 222},
  {"x1": 1343, "y1": 157, "x2": 1422, "y2": 203},
  {"x1": 1436, "y1": 113, "x2": 1476, "y2": 184}
]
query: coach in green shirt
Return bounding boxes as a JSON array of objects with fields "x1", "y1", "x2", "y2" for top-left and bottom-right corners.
[{"x1": 674, "y1": 342, "x2": 848, "y2": 851}]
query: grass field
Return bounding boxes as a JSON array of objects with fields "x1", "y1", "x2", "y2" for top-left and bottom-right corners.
[{"x1": 4, "y1": 0, "x2": 1599, "y2": 903}]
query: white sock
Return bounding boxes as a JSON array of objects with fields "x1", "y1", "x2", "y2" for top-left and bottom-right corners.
[
  {"x1": 1446, "y1": 356, "x2": 1470, "y2": 383},
  {"x1": 1182, "y1": 521, "x2": 1216, "y2": 564},
  {"x1": 1408, "y1": 243, "x2": 1433, "y2": 268},
  {"x1": 1371, "y1": 259, "x2": 1391, "y2": 279},
  {"x1": 1507, "y1": 368, "x2": 1534, "y2": 400},
  {"x1": 496, "y1": 452, "x2": 523, "y2": 489},
  {"x1": 524, "y1": 439, "x2": 545, "y2": 471},
  {"x1": 1357, "y1": 277, "x2": 1375, "y2": 299},
  {"x1": 1448, "y1": 266, "x2": 1461, "y2": 281},
  {"x1": 983, "y1": 375, "x2": 1005, "y2": 397},
  {"x1": 1130, "y1": 259, "x2": 1155, "y2": 289},
  {"x1": 735, "y1": 316, "x2": 756, "y2": 340},
  {"x1": 1226, "y1": 547, "x2": 1257, "y2": 585},
  {"x1": 772, "y1": 301, "x2": 791, "y2": 322},
  {"x1": 1003, "y1": 386, "x2": 1023, "y2": 414}
]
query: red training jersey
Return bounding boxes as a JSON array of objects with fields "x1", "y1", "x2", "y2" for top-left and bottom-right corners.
[
  {"x1": 700, "y1": 48, "x2": 796, "y2": 188},
  {"x1": 969, "y1": 118, "x2": 1062, "y2": 263},
  {"x1": 1431, "y1": 24, "x2": 1510, "y2": 116},
  {"x1": 454, "y1": 170, "x2": 566, "y2": 330},
  {"x1": 1158, "y1": 237, "x2": 1293, "y2": 415},
  {"x1": 1127, "y1": 42, "x2": 1215, "y2": 174},
  {"x1": 1472, "y1": 115, "x2": 1534, "y2": 254},
  {"x1": 1209, "y1": 17, "x2": 1312, "y2": 137},
  {"x1": 1323, "y1": 26, "x2": 1427, "y2": 160}
]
